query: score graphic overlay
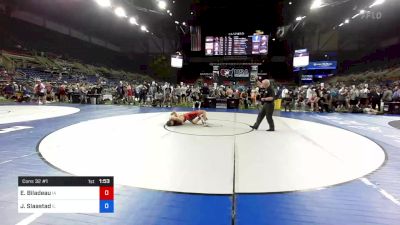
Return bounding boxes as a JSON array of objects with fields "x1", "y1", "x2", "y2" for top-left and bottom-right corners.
[{"x1": 18, "y1": 177, "x2": 114, "y2": 213}]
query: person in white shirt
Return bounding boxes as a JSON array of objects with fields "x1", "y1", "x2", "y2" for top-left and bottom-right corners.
[
  {"x1": 34, "y1": 79, "x2": 46, "y2": 105},
  {"x1": 306, "y1": 86, "x2": 313, "y2": 100},
  {"x1": 359, "y1": 84, "x2": 370, "y2": 107},
  {"x1": 180, "y1": 85, "x2": 188, "y2": 103},
  {"x1": 349, "y1": 85, "x2": 359, "y2": 106},
  {"x1": 281, "y1": 87, "x2": 289, "y2": 99}
]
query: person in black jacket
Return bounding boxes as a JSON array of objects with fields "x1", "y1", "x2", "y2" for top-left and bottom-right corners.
[
  {"x1": 201, "y1": 83, "x2": 210, "y2": 102},
  {"x1": 368, "y1": 87, "x2": 381, "y2": 111},
  {"x1": 250, "y1": 79, "x2": 275, "y2": 131}
]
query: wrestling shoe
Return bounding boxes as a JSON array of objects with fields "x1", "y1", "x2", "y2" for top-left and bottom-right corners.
[{"x1": 249, "y1": 125, "x2": 258, "y2": 130}]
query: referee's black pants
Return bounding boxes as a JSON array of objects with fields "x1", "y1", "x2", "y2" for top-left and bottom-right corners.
[{"x1": 253, "y1": 102, "x2": 274, "y2": 130}]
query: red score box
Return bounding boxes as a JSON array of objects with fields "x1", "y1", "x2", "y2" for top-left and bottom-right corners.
[{"x1": 99, "y1": 186, "x2": 114, "y2": 200}]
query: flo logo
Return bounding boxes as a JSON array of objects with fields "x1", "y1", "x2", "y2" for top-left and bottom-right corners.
[
  {"x1": 361, "y1": 11, "x2": 382, "y2": 20},
  {"x1": 220, "y1": 69, "x2": 250, "y2": 78},
  {"x1": 220, "y1": 69, "x2": 233, "y2": 78}
]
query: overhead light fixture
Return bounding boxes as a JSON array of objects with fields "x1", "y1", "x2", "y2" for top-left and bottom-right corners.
[
  {"x1": 353, "y1": 9, "x2": 366, "y2": 19},
  {"x1": 190, "y1": 11, "x2": 194, "y2": 15},
  {"x1": 295, "y1": 16, "x2": 306, "y2": 21},
  {"x1": 158, "y1": 1, "x2": 167, "y2": 10},
  {"x1": 339, "y1": 23, "x2": 344, "y2": 27},
  {"x1": 169, "y1": 12, "x2": 173, "y2": 16},
  {"x1": 289, "y1": 2, "x2": 292, "y2": 5},
  {"x1": 167, "y1": 10, "x2": 170, "y2": 13},
  {"x1": 344, "y1": 19, "x2": 350, "y2": 24},
  {"x1": 369, "y1": 0, "x2": 385, "y2": 8},
  {"x1": 182, "y1": 22, "x2": 186, "y2": 26},
  {"x1": 174, "y1": 21, "x2": 179, "y2": 24},
  {"x1": 129, "y1": 17, "x2": 138, "y2": 25},
  {"x1": 95, "y1": 0, "x2": 111, "y2": 7},
  {"x1": 141, "y1": 25, "x2": 147, "y2": 32},
  {"x1": 310, "y1": 0, "x2": 323, "y2": 10},
  {"x1": 114, "y1": 7, "x2": 127, "y2": 18}
]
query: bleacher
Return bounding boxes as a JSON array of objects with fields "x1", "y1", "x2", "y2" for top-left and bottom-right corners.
[
  {"x1": 16, "y1": 68, "x2": 55, "y2": 81},
  {"x1": 325, "y1": 64, "x2": 400, "y2": 85}
]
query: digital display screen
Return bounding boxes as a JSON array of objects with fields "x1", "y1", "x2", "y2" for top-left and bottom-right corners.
[
  {"x1": 205, "y1": 34, "x2": 268, "y2": 56},
  {"x1": 301, "y1": 75, "x2": 313, "y2": 81},
  {"x1": 293, "y1": 61, "x2": 337, "y2": 71},
  {"x1": 293, "y1": 49, "x2": 310, "y2": 68},
  {"x1": 171, "y1": 55, "x2": 183, "y2": 68}
]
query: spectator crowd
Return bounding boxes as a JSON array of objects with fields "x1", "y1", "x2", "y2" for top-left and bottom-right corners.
[{"x1": 1, "y1": 67, "x2": 400, "y2": 115}]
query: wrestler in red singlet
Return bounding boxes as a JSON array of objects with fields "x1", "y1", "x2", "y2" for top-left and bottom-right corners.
[
  {"x1": 183, "y1": 110, "x2": 202, "y2": 122},
  {"x1": 127, "y1": 88, "x2": 133, "y2": 97}
]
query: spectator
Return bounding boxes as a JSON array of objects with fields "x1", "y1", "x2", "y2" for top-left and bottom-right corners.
[
  {"x1": 34, "y1": 79, "x2": 46, "y2": 105},
  {"x1": 201, "y1": 83, "x2": 210, "y2": 101},
  {"x1": 163, "y1": 83, "x2": 172, "y2": 107},
  {"x1": 368, "y1": 87, "x2": 381, "y2": 111},
  {"x1": 392, "y1": 86, "x2": 400, "y2": 101},
  {"x1": 282, "y1": 87, "x2": 293, "y2": 112},
  {"x1": 126, "y1": 83, "x2": 134, "y2": 105},
  {"x1": 382, "y1": 86, "x2": 393, "y2": 103},
  {"x1": 349, "y1": 85, "x2": 359, "y2": 107},
  {"x1": 359, "y1": 84, "x2": 370, "y2": 108}
]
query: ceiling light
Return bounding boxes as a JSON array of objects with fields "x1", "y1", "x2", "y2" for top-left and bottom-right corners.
[
  {"x1": 95, "y1": 0, "x2": 111, "y2": 7},
  {"x1": 114, "y1": 7, "x2": 127, "y2": 18},
  {"x1": 310, "y1": 0, "x2": 323, "y2": 10},
  {"x1": 129, "y1": 17, "x2": 138, "y2": 25},
  {"x1": 158, "y1": 1, "x2": 167, "y2": 10},
  {"x1": 370, "y1": 0, "x2": 385, "y2": 8}
]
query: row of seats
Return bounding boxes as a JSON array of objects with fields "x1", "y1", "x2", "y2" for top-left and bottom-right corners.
[{"x1": 15, "y1": 68, "x2": 100, "y2": 84}]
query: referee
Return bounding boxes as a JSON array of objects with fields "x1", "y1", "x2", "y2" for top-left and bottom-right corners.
[{"x1": 250, "y1": 79, "x2": 275, "y2": 131}]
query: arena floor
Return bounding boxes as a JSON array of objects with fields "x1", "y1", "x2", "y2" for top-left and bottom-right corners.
[{"x1": 1, "y1": 104, "x2": 400, "y2": 225}]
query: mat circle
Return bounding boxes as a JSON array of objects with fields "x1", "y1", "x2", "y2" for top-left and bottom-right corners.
[
  {"x1": 388, "y1": 120, "x2": 400, "y2": 130},
  {"x1": 164, "y1": 119, "x2": 253, "y2": 136}
]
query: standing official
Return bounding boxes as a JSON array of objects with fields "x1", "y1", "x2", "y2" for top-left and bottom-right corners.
[{"x1": 250, "y1": 79, "x2": 275, "y2": 131}]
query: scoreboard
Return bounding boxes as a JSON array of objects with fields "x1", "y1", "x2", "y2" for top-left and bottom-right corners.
[
  {"x1": 205, "y1": 33, "x2": 268, "y2": 56},
  {"x1": 18, "y1": 176, "x2": 114, "y2": 213}
]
